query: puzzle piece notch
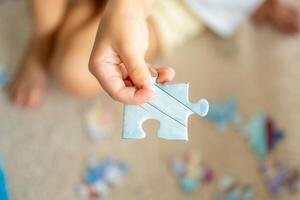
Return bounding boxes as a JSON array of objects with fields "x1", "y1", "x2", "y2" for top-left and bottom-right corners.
[{"x1": 122, "y1": 79, "x2": 209, "y2": 140}]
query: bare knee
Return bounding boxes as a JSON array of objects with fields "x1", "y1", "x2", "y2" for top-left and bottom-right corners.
[
  {"x1": 51, "y1": 49, "x2": 102, "y2": 97},
  {"x1": 30, "y1": 0, "x2": 68, "y2": 36},
  {"x1": 49, "y1": 0, "x2": 104, "y2": 97}
]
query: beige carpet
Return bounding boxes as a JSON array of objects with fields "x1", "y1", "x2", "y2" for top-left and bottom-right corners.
[{"x1": 1, "y1": 1, "x2": 300, "y2": 200}]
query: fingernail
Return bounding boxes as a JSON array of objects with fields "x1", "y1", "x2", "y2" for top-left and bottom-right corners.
[{"x1": 143, "y1": 80, "x2": 155, "y2": 92}]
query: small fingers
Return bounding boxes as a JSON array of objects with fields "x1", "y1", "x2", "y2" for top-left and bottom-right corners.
[
  {"x1": 118, "y1": 45, "x2": 152, "y2": 89},
  {"x1": 91, "y1": 55, "x2": 155, "y2": 104},
  {"x1": 103, "y1": 76, "x2": 155, "y2": 104},
  {"x1": 156, "y1": 67, "x2": 175, "y2": 84}
]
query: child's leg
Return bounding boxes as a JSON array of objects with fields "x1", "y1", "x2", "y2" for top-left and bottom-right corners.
[
  {"x1": 50, "y1": 0, "x2": 105, "y2": 97},
  {"x1": 9, "y1": 0, "x2": 159, "y2": 107},
  {"x1": 50, "y1": 0, "x2": 159, "y2": 97},
  {"x1": 8, "y1": 0, "x2": 68, "y2": 108}
]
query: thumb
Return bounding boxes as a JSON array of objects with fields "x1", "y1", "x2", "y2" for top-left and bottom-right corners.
[{"x1": 119, "y1": 45, "x2": 153, "y2": 90}]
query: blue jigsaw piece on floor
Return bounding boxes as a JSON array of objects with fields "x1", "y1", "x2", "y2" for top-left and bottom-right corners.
[
  {"x1": 122, "y1": 77, "x2": 209, "y2": 140},
  {"x1": 206, "y1": 97, "x2": 239, "y2": 131},
  {"x1": 243, "y1": 113, "x2": 267, "y2": 159},
  {"x1": 0, "y1": 161, "x2": 9, "y2": 200},
  {"x1": 0, "y1": 64, "x2": 8, "y2": 89}
]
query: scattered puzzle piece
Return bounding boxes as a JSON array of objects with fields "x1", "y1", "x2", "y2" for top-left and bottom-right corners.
[
  {"x1": 207, "y1": 97, "x2": 241, "y2": 131},
  {"x1": 206, "y1": 97, "x2": 285, "y2": 159},
  {"x1": 170, "y1": 151, "x2": 214, "y2": 193},
  {"x1": 79, "y1": 158, "x2": 128, "y2": 199},
  {"x1": 84, "y1": 100, "x2": 115, "y2": 142},
  {"x1": 259, "y1": 160, "x2": 299, "y2": 196},
  {"x1": 218, "y1": 176, "x2": 236, "y2": 192},
  {"x1": 0, "y1": 161, "x2": 9, "y2": 200},
  {"x1": 243, "y1": 113, "x2": 284, "y2": 159},
  {"x1": 122, "y1": 77, "x2": 209, "y2": 140},
  {"x1": 243, "y1": 113, "x2": 267, "y2": 160},
  {"x1": 0, "y1": 64, "x2": 8, "y2": 89},
  {"x1": 213, "y1": 176, "x2": 255, "y2": 200},
  {"x1": 266, "y1": 118, "x2": 275, "y2": 150}
]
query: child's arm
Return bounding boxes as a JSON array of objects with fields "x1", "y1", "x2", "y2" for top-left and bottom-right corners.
[{"x1": 89, "y1": 0, "x2": 174, "y2": 104}]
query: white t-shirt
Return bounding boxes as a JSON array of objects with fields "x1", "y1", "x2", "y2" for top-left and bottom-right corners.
[{"x1": 186, "y1": 0, "x2": 263, "y2": 37}]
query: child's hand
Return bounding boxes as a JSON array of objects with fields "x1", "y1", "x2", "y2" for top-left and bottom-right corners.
[{"x1": 89, "y1": 0, "x2": 175, "y2": 104}]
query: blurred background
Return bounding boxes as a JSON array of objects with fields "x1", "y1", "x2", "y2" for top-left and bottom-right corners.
[{"x1": 0, "y1": 0, "x2": 300, "y2": 200}]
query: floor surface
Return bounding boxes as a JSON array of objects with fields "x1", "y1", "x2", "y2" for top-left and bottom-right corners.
[{"x1": 1, "y1": 1, "x2": 300, "y2": 200}]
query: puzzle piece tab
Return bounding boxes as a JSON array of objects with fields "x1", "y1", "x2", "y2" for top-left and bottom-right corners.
[{"x1": 122, "y1": 78, "x2": 209, "y2": 140}]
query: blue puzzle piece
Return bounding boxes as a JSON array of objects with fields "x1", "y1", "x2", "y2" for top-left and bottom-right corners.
[
  {"x1": 122, "y1": 78, "x2": 209, "y2": 140},
  {"x1": 206, "y1": 97, "x2": 239, "y2": 131},
  {"x1": 180, "y1": 176, "x2": 199, "y2": 193},
  {"x1": 243, "y1": 113, "x2": 267, "y2": 159},
  {"x1": 0, "y1": 161, "x2": 9, "y2": 200},
  {"x1": 0, "y1": 65, "x2": 8, "y2": 89}
]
